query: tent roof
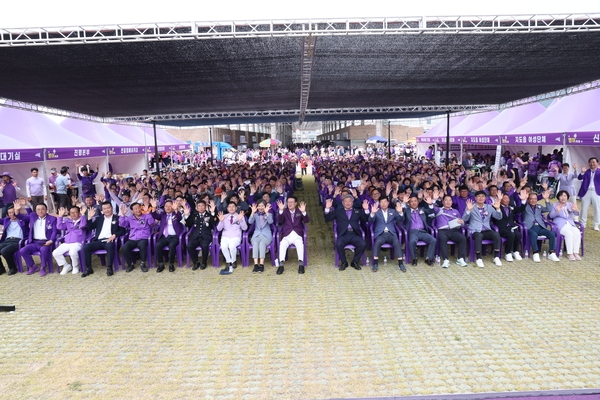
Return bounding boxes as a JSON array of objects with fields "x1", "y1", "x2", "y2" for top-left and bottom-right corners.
[
  {"x1": 1, "y1": 16, "x2": 600, "y2": 126},
  {"x1": 60, "y1": 119, "x2": 142, "y2": 147},
  {"x1": 465, "y1": 102, "x2": 547, "y2": 137},
  {"x1": 508, "y1": 88, "x2": 600, "y2": 135}
]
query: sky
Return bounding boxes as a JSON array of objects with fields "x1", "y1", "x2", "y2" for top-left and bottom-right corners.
[{"x1": 1, "y1": 0, "x2": 598, "y2": 28}]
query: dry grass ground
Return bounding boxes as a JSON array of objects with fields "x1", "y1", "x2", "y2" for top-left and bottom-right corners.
[{"x1": 1, "y1": 174, "x2": 599, "y2": 399}]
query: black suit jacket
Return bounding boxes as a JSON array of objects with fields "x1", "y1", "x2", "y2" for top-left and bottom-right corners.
[
  {"x1": 403, "y1": 206, "x2": 435, "y2": 231},
  {"x1": 494, "y1": 204, "x2": 518, "y2": 231},
  {"x1": 88, "y1": 214, "x2": 126, "y2": 241},
  {"x1": 186, "y1": 211, "x2": 217, "y2": 241},
  {"x1": 325, "y1": 206, "x2": 369, "y2": 236}
]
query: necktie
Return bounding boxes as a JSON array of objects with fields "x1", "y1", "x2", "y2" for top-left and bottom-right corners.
[{"x1": 230, "y1": 215, "x2": 234, "y2": 225}]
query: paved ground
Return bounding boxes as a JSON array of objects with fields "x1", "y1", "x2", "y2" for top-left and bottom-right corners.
[{"x1": 1, "y1": 175, "x2": 599, "y2": 399}]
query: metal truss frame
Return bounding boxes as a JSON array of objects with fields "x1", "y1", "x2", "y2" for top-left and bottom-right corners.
[
  {"x1": 0, "y1": 97, "x2": 105, "y2": 122},
  {"x1": 2, "y1": 14, "x2": 600, "y2": 47},
  {"x1": 298, "y1": 34, "x2": 316, "y2": 125}
]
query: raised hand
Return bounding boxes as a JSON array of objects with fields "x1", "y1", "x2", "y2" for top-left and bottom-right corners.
[
  {"x1": 209, "y1": 200, "x2": 216, "y2": 213},
  {"x1": 519, "y1": 189, "x2": 528, "y2": 202},
  {"x1": 493, "y1": 197, "x2": 501, "y2": 209},
  {"x1": 581, "y1": 166, "x2": 587, "y2": 173},
  {"x1": 573, "y1": 163, "x2": 578, "y2": 170},
  {"x1": 59, "y1": 206, "x2": 67, "y2": 216},
  {"x1": 250, "y1": 203, "x2": 258, "y2": 214},
  {"x1": 264, "y1": 203, "x2": 271, "y2": 213},
  {"x1": 395, "y1": 201, "x2": 403, "y2": 213},
  {"x1": 542, "y1": 190, "x2": 550, "y2": 200},
  {"x1": 217, "y1": 211, "x2": 225, "y2": 222},
  {"x1": 71, "y1": 195, "x2": 78, "y2": 205},
  {"x1": 401, "y1": 193, "x2": 409, "y2": 204},
  {"x1": 277, "y1": 200, "x2": 285, "y2": 211},
  {"x1": 371, "y1": 203, "x2": 379, "y2": 214},
  {"x1": 325, "y1": 198, "x2": 333, "y2": 209},
  {"x1": 237, "y1": 211, "x2": 245, "y2": 221},
  {"x1": 362, "y1": 199, "x2": 370, "y2": 211},
  {"x1": 298, "y1": 202, "x2": 306, "y2": 213},
  {"x1": 571, "y1": 202, "x2": 579, "y2": 212},
  {"x1": 120, "y1": 204, "x2": 127, "y2": 216},
  {"x1": 87, "y1": 207, "x2": 96, "y2": 219},
  {"x1": 150, "y1": 198, "x2": 158, "y2": 209},
  {"x1": 465, "y1": 199, "x2": 475, "y2": 212},
  {"x1": 13, "y1": 200, "x2": 21, "y2": 213},
  {"x1": 80, "y1": 205, "x2": 87, "y2": 215}
]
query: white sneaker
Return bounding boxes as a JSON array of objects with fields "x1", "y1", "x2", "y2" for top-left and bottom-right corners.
[
  {"x1": 442, "y1": 259, "x2": 450, "y2": 268},
  {"x1": 505, "y1": 253, "x2": 514, "y2": 262},
  {"x1": 60, "y1": 264, "x2": 72, "y2": 275},
  {"x1": 548, "y1": 253, "x2": 560, "y2": 262},
  {"x1": 533, "y1": 253, "x2": 541, "y2": 262},
  {"x1": 594, "y1": 224, "x2": 599, "y2": 231},
  {"x1": 512, "y1": 252, "x2": 522, "y2": 261},
  {"x1": 72, "y1": 265, "x2": 80, "y2": 274},
  {"x1": 493, "y1": 257, "x2": 503, "y2": 266},
  {"x1": 476, "y1": 259, "x2": 484, "y2": 268},
  {"x1": 456, "y1": 258, "x2": 468, "y2": 267}
]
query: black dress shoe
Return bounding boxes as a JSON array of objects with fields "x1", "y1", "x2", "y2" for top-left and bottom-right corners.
[
  {"x1": 276, "y1": 266, "x2": 284, "y2": 275},
  {"x1": 192, "y1": 262, "x2": 201, "y2": 271},
  {"x1": 351, "y1": 261, "x2": 362, "y2": 270},
  {"x1": 200, "y1": 263, "x2": 207, "y2": 270},
  {"x1": 81, "y1": 267, "x2": 94, "y2": 277},
  {"x1": 126, "y1": 264, "x2": 134, "y2": 273},
  {"x1": 339, "y1": 262, "x2": 348, "y2": 271},
  {"x1": 298, "y1": 265, "x2": 305, "y2": 274},
  {"x1": 258, "y1": 265, "x2": 264, "y2": 273},
  {"x1": 140, "y1": 262, "x2": 148, "y2": 273},
  {"x1": 399, "y1": 261, "x2": 407, "y2": 272},
  {"x1": 157, "y1": 264, "x2": 165, "y2": 273},
  {"x1": 169, "y1": 264, "x2": 175, "y2": 272},
  {"x1": 7, "y1": 268, "x2": 18, "y2": 276},
  {"x1": 107, "y1": 266, "x2": 114, "y2": 276},
  {"x1": 411, "y1": 258, "x2": 417, "y2": 266},
  {"x1": 232, "y1": 261, "x2": 237, "y2": 269},
  {"x1": 425, "y1": 258, "x2": 434, "y2": 266},
  {"x1": 252, "y1": 264, "x2": 259, "y2": 273}
]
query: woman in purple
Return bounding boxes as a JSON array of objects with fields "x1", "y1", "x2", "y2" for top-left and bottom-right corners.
[{"x1": 549, "y1": 190, "x2": 582, "y2": 261}]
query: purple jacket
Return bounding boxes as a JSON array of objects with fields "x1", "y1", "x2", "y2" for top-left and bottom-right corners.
[
  {"x1": 78, "y1": 172, "x2": 98, "y2": 198},
  {"x1": 577, "y1": 169, "x2": 600, "y2": 198},
  {"x1": 28, "y1": 214, "x2": 58, "y2": 242},
  {"x1": 57, "y1": 216, "x2": 88, "y2": 244},
  {"x1": 152, "y1": 211, "x2": 184, "y2": 239},
  {"x1": 278, "y1": 208, "x2": 310, "y2": 238},
  {"x1": 549, "y1": 202, "x2": 579, "y2": 230},
  {"x1": 0, "y1": 214, "x2": 29, "y2": 241},
  {"x1": 119, "y1": 214, "x2": 157, "y2": 241}
]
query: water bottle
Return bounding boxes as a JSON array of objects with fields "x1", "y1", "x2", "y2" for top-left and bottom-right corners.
[
  {"x1": 366, "y1": 257, "x2": 370, "y2": 266},
  {"x1": 558, "y1": 249, "x2": 563, "y2": 258},
  {"x1": 524, "y1": 250, "x2": 529, "y2": 259},
  {"x1": 383, "y1": 256, "x2": 388, "y2": 265},
  {"x1": 435, "y1": 255, "x2": 441, "y2": 265},
  {"x1": 542, "y1": 251, "x2": 547, "y2": 259}
]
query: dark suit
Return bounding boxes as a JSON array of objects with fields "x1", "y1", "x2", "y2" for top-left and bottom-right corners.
[
  {"x1": 496, "y1": 204, "x2": 522, "y2": 254},
  {"x1": 0, "y1": 214, "x2": 29, "y2": 272},
  {"x1": 325, "y1": 206, "x2": 369, "y2": 264},
  {"x1": 186, "y1": 210, "x2": 216, "y2": 266},
  {"x1": 152, "y1": 211, "x2": 184, "y2": 265},
  {"x1": 403, "y1": 206, "x2": 436, "y2": 260},
  {"x1": 84, "y1": 214, "x2": 125, "y2": 268},
  {"x1": 369, "y1": 208, "x2": 403, "y2": 258}
]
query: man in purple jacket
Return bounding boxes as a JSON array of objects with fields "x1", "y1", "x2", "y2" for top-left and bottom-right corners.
[
  {"x1": 277, "y1": 196, "x2": 310, "y2": 275},
  {"x1": 577, "y1": 157, "x2": 600, "y2": 230},
  {"x1": 152, "y1": 200, "x2": 184, "y2": 272},
  {"x1": 52, "y1": 205, "x2": 87, "y2": 275},
  {"x1": 0, "y1": 202, "x2": 30, "y2": 275},
  {"x1": 76, "y1": 162, "x2": 99, "y2": 200},
  {"x1": 120, "y1": 203, "x2": 156, "y2": 272},
  {"x1": 20, "y1": 203, "x2": 58, "y2": 277}
]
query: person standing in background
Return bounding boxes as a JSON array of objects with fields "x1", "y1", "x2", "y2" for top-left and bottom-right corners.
[{"x1": 26, "y1": 167, "x2": 47, "y2": 211}]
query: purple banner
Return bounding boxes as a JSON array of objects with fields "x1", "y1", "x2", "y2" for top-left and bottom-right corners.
[
  {"x1": 461, "y1": 136, "x2": 500, "y2": 145},
  {"x1": 501, "y1": 133, "x2": 563, "y2": 145},
  {"x1": 171, "y1": 144, "x2": 192, "y2": 151},
  {"x1": 147, "y1": 145, "x2": 169, "y2": 153},
  {"x1": 434, "y1": 137, "x2": 459, "y2": 144},
  {"x1": 416, "y1": 136, "x2": 436, "y2": 143},
  {"x1": 107, "y1": 146, "x2": 146, "y2": 156},
  {"x1": 0, "y1": 149, "x2": 44, "y2": 164},
  {"x1": 566, "y1": 131, "x2": 600, "y2": 146},
  {"x1": 46, "y1": 147, "x2": 106, "y2": 160}
]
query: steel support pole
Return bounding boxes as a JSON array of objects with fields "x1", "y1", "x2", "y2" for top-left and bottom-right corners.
[
  {"x1": 153, "y1": 121, "x2": 160, "y2": 175},
  {"x1": 445, "y1": 111, "x2": 450, "y2": 168}
]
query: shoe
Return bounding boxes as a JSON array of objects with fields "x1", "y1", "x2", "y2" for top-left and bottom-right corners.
[
  {"x1": 107, "y1": 266, "x2": 114, "y2": 276},
  {"x1": 532, "y1": 253, "x2": 541, "y2": 263},
  {"x1": 252, "y1": 264, "x2": 259, "y2": 273},
  {"x1": 169, "y1": 264, "x2": 175, "y2": 272},
  {"x1": 398, "y1": 261, "x2": 406, "y2": 272},
  {"x1": 548, "y1": 253, "x2": 560, "y2": 262},
  {"x1": 574, "y1": 254, "x2": 582, "y2": 261},
  {"x1": 81, "y1": 267, "x2": 94, "y2": 277},
  {"x1": 442, "y1": 259, "x2": 450, "y2": 268},
  {"x1": 157, "y1": 264, "x2": 165, "y2": 273},
  {"x1": 339, "y1": 262, "x2": 348, "y2": 271},
  {"x1": 476, "y1": 259, "x2": 484, "y2": 268},
  {"x1": 411, "y1": 258, "x2": 417, "y2": 266},
  {"x1": 372, "y1": 263, "x2": 378, "y2": 272},
  {"x1": 351, "y1": 261, "x2": 361, "y2": 270},
  {"x1": 258, "y1": 264, "x2": 264, "y2": 273},
  {"x1": 60, "y1": 264, "x2": 73, "y2": 275},
  {"x1": 39, "y1": 267, "x2": 47, "y2": 277},
  {"x1": 456, "y1": 258, "x2": 468, "y2": 267},
  {"x1": 8, "y1": 268, "x2": 18, "y2": 276},
  {"x1": 72, "y1": 265, "x2": 80, "y2": 274},
  {"x1": 220, "y1": 265, "x2": 234, "y2": 275},
  {"x1": 200, "y1": 263, "x2": 207, "y2": 270},
  {"x1": 594, "y1": 224, "x2": 599, "y2": 231},
  {"x1": 192, "y1": 262, "x2": 201, "y2": 271},
  {"x1": 140, "y1": 262, "x2": 148, "y2": 272},
  {"x1": 26, "y1": 265, "x2": 39, "y2": 275},
  {"x1": 425, "y1": 258, "x2": 434, "y2": 266},
  {"x1": 493, "y1": 257, "x2": 502, "y2": 266},
  {"x1": 0, "y1": 266, "x2": 6, "y2": 275},
  {"x1": 126, "y1": 264, "x2": 135, "y2": 273},
  {"x1": 567, "y1": 254, "x2": 576, "y2": 261},
  {"x1": 505, "y1": 253, "x2": 514, "y2": 262},
  {"x1": 276, "y1": 266, "x2": 284, "y2": 275},
  {"x1": 298, "y1": 265, "x2": 305, "y2": 274},
  {"x1": 512, "y1": 252, "x2": 522, "y2": 261},
  {"x1": 232, "y1": 261, "x2": 237, "y2": 269}
]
